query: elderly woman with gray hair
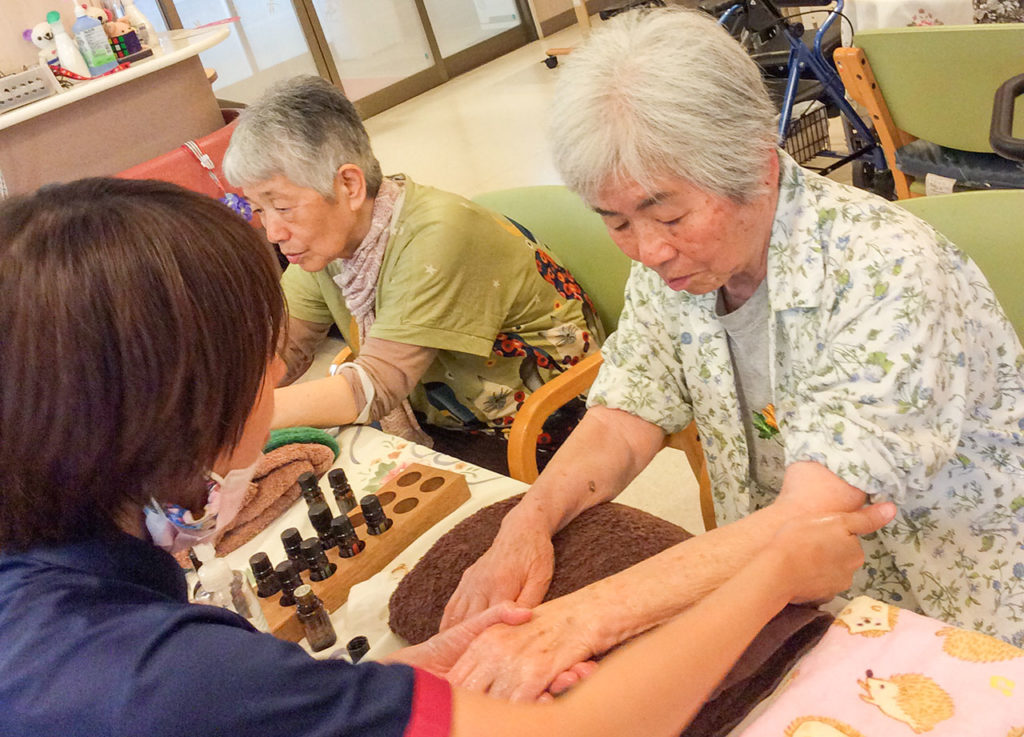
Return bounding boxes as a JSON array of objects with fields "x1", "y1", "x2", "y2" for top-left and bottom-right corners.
[
  {"x1": 223, "y1": 77, "x2": 600, "y2": 473},
  {"x1": 441, "y1": 7, "x2": 1024, "y2": 700}
]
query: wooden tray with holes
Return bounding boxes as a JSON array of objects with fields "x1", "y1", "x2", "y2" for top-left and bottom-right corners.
[{"x1": 259, "y1": 463, "x2": 471, "y2": 642}]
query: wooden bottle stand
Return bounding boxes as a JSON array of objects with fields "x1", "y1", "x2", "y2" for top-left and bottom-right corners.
[{"x1": 259, "y1": 463, "x2": 470, "y2": 643}]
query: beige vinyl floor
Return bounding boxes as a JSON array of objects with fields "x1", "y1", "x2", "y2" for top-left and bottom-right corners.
[{"x1": 303, "y1": 18, "x2": 857, "y2": 534}]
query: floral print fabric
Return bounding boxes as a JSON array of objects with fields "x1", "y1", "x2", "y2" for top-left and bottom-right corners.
[{"x1": 590, "y1": 151, "x2": 1024, "y2": 643}]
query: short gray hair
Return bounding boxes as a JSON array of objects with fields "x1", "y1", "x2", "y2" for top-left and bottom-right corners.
[
  {"x1": 549, "y1": 7, "x2": 777, "y2": 204},
  {"x1": 224, "y1": 75, "x2": 383, "y2": 199}
]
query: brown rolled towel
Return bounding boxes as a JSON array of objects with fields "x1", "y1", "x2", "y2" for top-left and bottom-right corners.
[
  {"x1": 389, "y1": 495, "x2": 832, "y2": 737},
  {"x1": 213, "y1": 441, "x2": 335, "y2": 556}
]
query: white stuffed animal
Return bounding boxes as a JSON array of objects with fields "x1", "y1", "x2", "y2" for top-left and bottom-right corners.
[{"x1": 22, "y1": 22, "x2": 58, "y2": 66}]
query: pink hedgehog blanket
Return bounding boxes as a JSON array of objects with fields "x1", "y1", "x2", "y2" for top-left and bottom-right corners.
[{"x1": 739, "y1": 596, "x2": 1024, "y2": 736}]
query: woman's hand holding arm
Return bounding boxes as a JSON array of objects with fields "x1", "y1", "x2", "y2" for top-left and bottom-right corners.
[
  {"x1": 444, "y1": 460, "x2": 874, "y2": 701},
  {"x1": 441, "y1": 407, "x2": 666, "y2": 630},
  {"x1": 448, "y1": 502, "x2": 896, "y2": 737}
]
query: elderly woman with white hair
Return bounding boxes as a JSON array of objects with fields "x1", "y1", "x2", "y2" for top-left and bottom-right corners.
[
  {"x1": 223, "y1": 76, "x2": 601, "y2": 473},
  {"x1": 441, "y1": 7, "x2": 1024, "y2": 699}
]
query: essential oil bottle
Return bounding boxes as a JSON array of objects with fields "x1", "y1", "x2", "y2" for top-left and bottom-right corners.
[
  {"x1": 328, "y1": 468, "x2": 357, "y2": 513},
  {"x1": 249, "y1": 552, "x2": 281, "y2": 598},
  {"x1": 360, "y1": 494, "x2": 393, "y2": 535},
  {"x1": 308, "y1": 502, "x2": 338, "y2": 551},
  {"x1": 274, "y1": 559, "x2": 302, "y2": 607},
  {"x1": 281, "y1": 527, "x2": 309, "y2": 572},
  {"x1": 330, "y1": 515, "x2": 365, "y2": 558},
  {"x1": 301, "y1": 537, "x2": 336, "y2": 581},
  {"x1": 294, "y1": 584, "x2": 337, "y2": 652},
  {"x1": 297, "y1": 471, "x2": 325, "y2": 507}
]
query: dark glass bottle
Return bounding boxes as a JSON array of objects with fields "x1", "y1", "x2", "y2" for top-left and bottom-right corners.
[
  {"x1": 346, "y1": 635, "x2": 370, "y2": 663},
  {"x1": 328, "y1": 468, "x2": 357, "y2": 513},
  {"x1": 301, "y1": 537, "x2": 336, "y2": 581},
  {"x1": 360, "y1": 494, "x2": 393, "y2": 535},
  {"x1": 274, "y1": 559, "x2": 303, "y2": 607},
  {"x1": 297, "y1": 471, "x2": 325, "y2": 507},
  {"x1": 294, "y1": 584, "x2": 337, "y2": 652},
  {"x1": 308, "y1": 501, "x2": 338, "y2": 551},
  {"x1": 330, "y1": 515, "x2": 366, "y2": 558},
  {"x1": 280, "y1": 527, "x2": 309, "y2": 572},
  {"x1": 249, "y1": 552, "x2": 281, "y2": 598}
]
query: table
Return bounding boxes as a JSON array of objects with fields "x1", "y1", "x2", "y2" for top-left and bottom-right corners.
[
  {"x1": 223, "y1": 424, "x2": 703, "y2": 659},
  {"x1": 221, "y1": 427, "x2": 1020, "y2": 736}
]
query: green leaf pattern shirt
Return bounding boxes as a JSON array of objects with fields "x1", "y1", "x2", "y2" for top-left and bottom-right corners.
[{"x1": 589, "y1": 151, "x2": 1024, "y2": 644}]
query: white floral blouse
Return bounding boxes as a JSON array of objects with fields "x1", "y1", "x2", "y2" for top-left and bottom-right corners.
[{"x1": 590, "y1": 151, "x2": 1024, "y2": 644}]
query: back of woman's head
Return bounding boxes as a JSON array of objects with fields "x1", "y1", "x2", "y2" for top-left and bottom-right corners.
[{"x1": 0, "y1": 178, "x2": 284, "y2": 551}]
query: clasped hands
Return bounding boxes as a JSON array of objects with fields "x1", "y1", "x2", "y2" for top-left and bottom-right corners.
[{"x1": 420, "y1": 500, "x2": 896, "y2": 702}]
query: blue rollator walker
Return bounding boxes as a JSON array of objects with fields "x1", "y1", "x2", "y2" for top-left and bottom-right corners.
[{"x1": 706, "y1": 0, "x2": 890, "y2": 191}]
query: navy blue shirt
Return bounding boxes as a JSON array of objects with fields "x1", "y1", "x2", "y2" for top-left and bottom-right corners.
[{"x1": 0, "y1": 531, "x2": 450, "y2": 737}]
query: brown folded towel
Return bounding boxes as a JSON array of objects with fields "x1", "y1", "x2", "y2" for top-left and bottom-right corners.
[
  {"x1": 213, "y1": 442, "x2": 335, "y2": 556},
  {"x1": 388, "y1": 494, "x2": 832, "y2": 736}
]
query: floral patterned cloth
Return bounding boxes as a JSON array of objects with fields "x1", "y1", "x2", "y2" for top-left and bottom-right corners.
[{"x1": 590, "y1": 150, "x2": 1024, "y2": 643}]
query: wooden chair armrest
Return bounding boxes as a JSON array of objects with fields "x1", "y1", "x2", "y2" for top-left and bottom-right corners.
[
  {"x1": 507, "y1": 352, "x2": 605, "y2": 483},
  {"x1": 505, "y1": 348, "x2": 718, "y2": 532},
  {"x1": 665, "y1": 422, "x2": 716, "y2": 531},
  {"x1": 329, "y1": 347, "x2": 356, "y2": 373},
  {"x1": 327, "y1": 316, "x2": 361, "y2": 376}
]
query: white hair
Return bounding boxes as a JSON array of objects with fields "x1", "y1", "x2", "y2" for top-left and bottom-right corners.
[
  {"x1": 549, "y1": 7, "x2": 777, "y2": 204},
  {"x1": 224, "y1": 75, "x2": 383, "y2": 199}
]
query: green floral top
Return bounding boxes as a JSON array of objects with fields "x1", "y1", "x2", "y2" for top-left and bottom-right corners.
[{"x1": 590, "y1": 151, "x2": 1024, "y2": 644}]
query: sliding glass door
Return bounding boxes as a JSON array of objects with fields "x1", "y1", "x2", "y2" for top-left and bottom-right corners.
[{"x1": 152, "y1": 0, "x2": 534, "y2": 115}]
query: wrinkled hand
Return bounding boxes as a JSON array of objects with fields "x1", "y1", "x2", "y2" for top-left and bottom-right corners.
[
  {"x1": 770, "y1": 501, "x2": 897, "y2": 604},
  {"x1": 392, "y1": 601, "x2": 533, "y2": 676},
  {"x1": 441, "y1": 517, "x2": 555, "y2": 631},
  {"x1": 446, "y1": 596, "x2": 603, "y2": 702}
]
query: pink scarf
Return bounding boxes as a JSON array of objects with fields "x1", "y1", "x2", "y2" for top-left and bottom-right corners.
[{"x1": 333, "y1": 177, "x2": 432, "y2": 447}]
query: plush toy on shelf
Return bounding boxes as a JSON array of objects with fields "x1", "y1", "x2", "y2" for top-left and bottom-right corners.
[{"x1": 22, "y1": 22, "x2": 59, "y2": 69}]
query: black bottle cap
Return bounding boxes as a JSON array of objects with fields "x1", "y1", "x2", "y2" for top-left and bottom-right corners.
[
  {"x1": 298, "y1": 471, "x2": 318, "y2": 493},
  {"x1": 281, "y1": 527, "x2": 302, "y2": 550},
  {"x1": 330, "y1": 514, "x2": 356, "y2": 540},
  {"x1": 346, "y1": 635, "x2": 370, "y2": 663},
  {"x1": 308, "y1": 502, "x2": 332, "y2": 532},
  {"x1": 360, "y1": 494, "x2": 387, "y2": 525},
  {"x1": 297, "y1": 471, "x2": 323, "y2": 504},
  {"x1": 328, "y1": 468, "x2": 351, "y2": 490},
  {"x1": 300, "y1": 536, "x2": 324, "y2": 560},
  {"x1": 249, "y1": 551, "x2": 273, "y2": 576},
  {"x1": 274, "y1": 559, "x2": 301, "y2": 605}
]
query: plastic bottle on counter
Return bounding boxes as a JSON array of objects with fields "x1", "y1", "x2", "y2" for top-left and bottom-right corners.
[
  {"x1": 71, "y1": 3, "x2": 118, "y2": 76},
  {"x1": 46, "y1": 10, "x2": 90, "y2": 78},
  {"x1": 194, "y1": 545, "x2": 270, "y2": 632},
  {"x1": 121, "y1": 0, "x2": 153, "y2": 46}
]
